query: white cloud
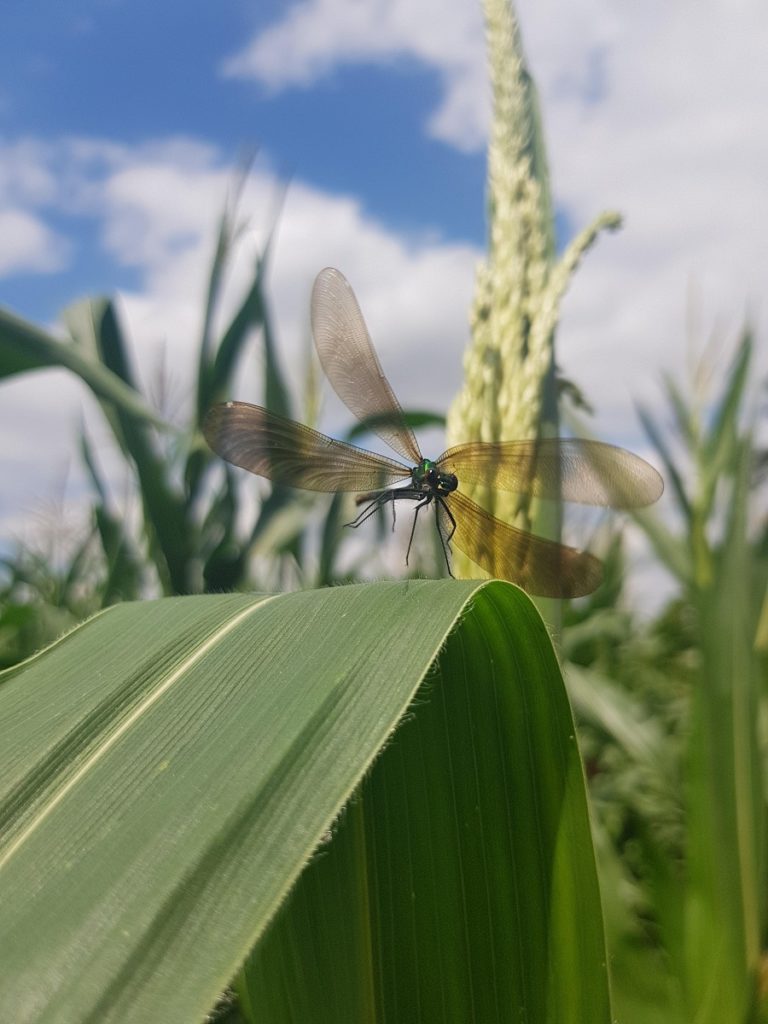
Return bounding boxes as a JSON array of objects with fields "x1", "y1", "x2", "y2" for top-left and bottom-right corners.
[
  {"x1": 0, "y1": 139, "x2": 72, "y2": 274},
  {"x1": 221, "y1": 0, "x2": 768, "y2": 435},
  {"x1": 0, "y1": 208, "x2": 70, "y2": 275},
  {"x1": 519, "y1": 1, "x2": 768, "y2": 432},
  {"x1": 2, "y1": 0, "x2": 766, "y2": 608},
  {"x1": 0, "y1": 138, "x2": 479, "y2": 557},
  {"x1": 0, "y1": 138, "x2": 61, "y2": 205},
  {"x1": 33, "y1": 139, "x2": 479, "y2": 410},
  {"x1": 221, "y1": 0, "x2": 489, "y2": 151}
]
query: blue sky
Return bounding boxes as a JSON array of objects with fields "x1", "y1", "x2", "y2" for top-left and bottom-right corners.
[
  {"x1": 1, "y1": 0, "x2": 767, "y2": 600},
  {"x1": 1, "y1": 0, "x2": 486, "y2": 324}
]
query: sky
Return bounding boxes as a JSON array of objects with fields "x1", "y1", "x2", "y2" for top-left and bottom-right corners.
[{"x1": 1, "y1": 0, "x2": 766, "y2": 598}]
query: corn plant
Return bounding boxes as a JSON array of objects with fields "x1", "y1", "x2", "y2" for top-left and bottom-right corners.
[
  {"x1": 0, "y1": 0, "x2": 706, "y2": 1020},
  {"x1": 567, "y1": 333, "x2": 768, "y2": 1023},
  {"x1": 0, "y1": 189, "x2": 319, "y2": 640}
]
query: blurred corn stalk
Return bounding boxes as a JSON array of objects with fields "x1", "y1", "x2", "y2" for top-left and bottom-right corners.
[
  {"x1": 567, "y1": 333, "x2": 768, "y2": 1022},
  {"x1": 0, "y1": 177, "x2": 318, "y2": 661},
  {"x1": 635, "y1": 334, "x2": 767, "y2": 1023},
  {"x1": 446, "y1": 0, "x2": 620, "y2": 581}
]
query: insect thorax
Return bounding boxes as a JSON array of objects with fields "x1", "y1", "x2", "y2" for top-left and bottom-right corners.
[{"x1": 412, "y1": 459, "x2": 458, "y2": 496}]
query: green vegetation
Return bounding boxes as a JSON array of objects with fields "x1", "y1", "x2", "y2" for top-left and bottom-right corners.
[
  {"x1": 0, "y1": 583, "x2": 610, "y2": 1023},
  {"x1": 0, "y1": 192, "x2": 335, "y2": 672},
  {"x1": 0, "y1": 0, "x2": 766, "y2": 1021},
  {"x1": 567, "y1": 333, "x2": 767, "y2": 1023}
]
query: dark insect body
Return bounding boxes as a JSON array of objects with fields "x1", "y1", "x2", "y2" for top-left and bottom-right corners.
[
  {"x1": 204, "y1": 268, "x2": 663, "y2": 597},
  {"x1": 349, "y1": 457, "x2": 459, "y2": 578}
]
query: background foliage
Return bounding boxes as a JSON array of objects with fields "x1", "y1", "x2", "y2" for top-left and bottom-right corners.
[{"x1": 1, "y1": 0, "x2": 766, "y2": 1020}]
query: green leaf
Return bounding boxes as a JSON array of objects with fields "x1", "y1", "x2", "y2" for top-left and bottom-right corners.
[
  {"x1": 192, "y1": 161, "x2": 283, "y2": 430},
  {"x1": 317, "y1": 491, "x2": 347, "y2": 585},
  {"x1": 64, "y1": 299, "x2": 194, "y2": 594},
  {"x1": 0, "y1": 305, "x2": 164, "y2": 429},
  {"x1": 0, "y1": 580, "x2": 610, "y2": 1024},
  {"x1": 685, "y1": 440, "x2": 766, "y2": 1022},
  {"x1": 194, "y1": 241, "x2": 300, "y2": 551},
  {"x1": 566, "y1": 663, "x2": 667, "y2": 771},
  {"x1": 663, "y1": 374, "x2": 696, "y2": 449},
  {"x1": 344, "y1": 409, "x2": 446, "y2": 443},
  {"x1": 196, "y1": 166, "x2": 252, "y2": 394},
  {"x1": 637, "y1": 401, "x2": 692, "y2": 521},
  {"x1": 241, "y1": 583, "x2": 610, "y2": 1023},
  {"x1": 200, "y1": 468, "x2": 249, "y2": 594},
  {"x1": 700, "y1": 332, "x2": 751, "y2": 513},
  {"x1": 207, "y1": 252, "x2": 288, "y2": 418},
  {"x1": 630, "y1": 506, "x2": 692, "y2": 585},
  {"x1": 78, "y1": 428, "x2": 144, "y2": 603}
]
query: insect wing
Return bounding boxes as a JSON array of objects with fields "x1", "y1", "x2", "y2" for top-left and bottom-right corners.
[
  {"x1": 311, "y1": 268, "x2": 422, "y2": 465},
  {"x1": 204, "y1": 402, "x2": 409, "y2": 492},
  {"x1": 442, "y1": 489, "x2": 603, "y2": 598},
  {"x1": 437, "y1": 439, "x2": 663, "y2": 508}
]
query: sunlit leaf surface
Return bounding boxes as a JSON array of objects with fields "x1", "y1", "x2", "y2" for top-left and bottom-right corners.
[{"x1": 0, "y1": 581, "x2": 609, "y2": 1023}]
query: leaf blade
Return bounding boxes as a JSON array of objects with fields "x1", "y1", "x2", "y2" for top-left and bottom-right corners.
[{"x1": 0, "y1": 581, "x2": 610, "y2": 1023}]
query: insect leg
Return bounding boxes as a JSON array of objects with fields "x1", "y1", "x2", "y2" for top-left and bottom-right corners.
[
  {"x1": 435, "y1": 497, "x2": 455, "y2": 578},
  {"x1": 345, "y1": 494, "x2": 387, "y2": 529},
  {"x1": 405, "y1": 495, "x2": 432, "y2": 567},
  {"x1": 440, "y1": 498, "x2": 457, "y2": 543}
]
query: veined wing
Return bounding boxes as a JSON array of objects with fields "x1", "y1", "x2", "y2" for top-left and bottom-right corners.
[
  {"x1": 204, "y1": 402, "x2": 409, "y2": 492},
  {"x1": 441, "y1": 489, "x2": 603, "y2": 598},
  {"x1": 311, "y1": 268, "x2": 422, "y2": 465},
  {"x1": 437, "y1": 438, "x2": 663, "y2": 508}
]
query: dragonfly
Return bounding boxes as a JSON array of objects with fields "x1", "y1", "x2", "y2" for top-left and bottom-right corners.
[{"x1": 203, "y1": 268, "x2": 663, "y2": 597}]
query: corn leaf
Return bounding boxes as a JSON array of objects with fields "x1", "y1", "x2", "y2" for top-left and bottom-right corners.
[{"x1": 0, "y1": 581, "x2": 610, "y2": 1023}]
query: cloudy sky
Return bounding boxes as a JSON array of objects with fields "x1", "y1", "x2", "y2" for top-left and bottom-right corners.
[{"x1": 1, "y1": 0, "x2": 766, "y2": 591}]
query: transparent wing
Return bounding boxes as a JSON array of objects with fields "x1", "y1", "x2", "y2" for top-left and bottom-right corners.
[
  {"x1": 204, "y1": 402, "x2": 409, "y2": 492},
  {"x1": 311, "y1": 267, "x2": 422, "y2": 465},
  {"x1": 440, "y1": 489, "x2": 603, "y2": 598},
  {"x1": 437, "y1": 438, "x2": 663, "y2": 508}
]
